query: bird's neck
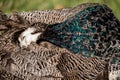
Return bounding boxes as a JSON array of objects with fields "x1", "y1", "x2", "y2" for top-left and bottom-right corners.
[{"x1": 42, "y1": 5, "x2": 104, "y2": 55}]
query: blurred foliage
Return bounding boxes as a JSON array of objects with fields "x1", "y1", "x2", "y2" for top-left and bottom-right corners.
[{"x1": 0, "y1": 0, "x2": 120, "y2": 19}]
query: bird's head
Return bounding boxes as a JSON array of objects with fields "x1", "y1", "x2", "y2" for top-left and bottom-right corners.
[{"x1": 18, "y1": 27, "x2": 41, "y2": 48}]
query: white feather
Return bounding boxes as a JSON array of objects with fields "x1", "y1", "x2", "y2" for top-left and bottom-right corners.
[{"x1": 18, "y1": 27, "x2": 41, "y2": 47}]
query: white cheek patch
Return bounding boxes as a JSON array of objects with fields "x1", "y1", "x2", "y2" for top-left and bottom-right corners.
[
  {"x1": 109, "y1": 70, "x2": 120, "y2": 80},
  {"x1": 18, "y1": 27, "x2": 41, "y2": 47},
  {"x1": 109, "y1": 64, "x2": 120, "y2": 80}
]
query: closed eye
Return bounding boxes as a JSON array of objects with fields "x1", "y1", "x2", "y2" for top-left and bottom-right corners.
[
  {"x1": 19, "y1": 35, "x2": 25, "y2": 42},
  {"x1": 21, "y1": 36, "x2": 25, "y2": 41}
]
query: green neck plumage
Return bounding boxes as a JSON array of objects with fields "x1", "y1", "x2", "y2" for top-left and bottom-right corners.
[{"x1": 43, "y1": 5, "x2": 119, "y2": 58}]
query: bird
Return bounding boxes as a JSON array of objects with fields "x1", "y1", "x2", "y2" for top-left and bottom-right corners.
[
  {"x1": 0, "y1": 26, "x2": 108, "y2": 80},
  {"x1": 0, "y1": 3, "x2": 119, "y2": 80},
  {"x1": 17, "y1": 4, "x2": 120, "y2": 80},
  {"x1": 0, "y1": 4, "x2": 110, "y2": 79},
  {"x1": 18, "y1": 4, "x2": 120, "y2": 65}
]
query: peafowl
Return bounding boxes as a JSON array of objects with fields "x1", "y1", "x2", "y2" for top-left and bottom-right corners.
[
  {"x1": 17, "y1": 4, "x2": 120, "y2": 80},
  {"x1": 0, "y1": 4, "x2": 109, "y2": 79},
  {"x1": 0, "y1": 27, "x2": 108, "y2": 80},
  {"x1": 0, "y1": 3, "x2": 120, "y2": 80},
  {"x1": 19, "y1": 4, "x2": 120, "y2": 65}
]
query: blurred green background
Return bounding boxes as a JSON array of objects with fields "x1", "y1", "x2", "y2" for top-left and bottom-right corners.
[{"x1": 0, "y1": 0, "x2": 120, "y2": 20}]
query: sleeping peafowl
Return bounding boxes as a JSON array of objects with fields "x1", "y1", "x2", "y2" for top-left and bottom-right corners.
[
  {"x1": 0, "y1": 27, "x2": 108, "y2": 80},
  {"x1": 19, "y1": 4, "x2": 120, "y2": 65},
  {"x1": 0, "y1": 3, "x2": 120, "y2": 80}
]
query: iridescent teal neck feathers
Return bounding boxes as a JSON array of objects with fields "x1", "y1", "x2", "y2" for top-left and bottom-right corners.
[{"x1": 42, "y1": 5, "x2": 120, "y2": 58}]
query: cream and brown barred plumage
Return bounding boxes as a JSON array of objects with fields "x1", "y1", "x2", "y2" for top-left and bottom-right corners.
[
  {"x1": 16, "y1": 3, "x2": 120, "y2": 80},
  {"x1": 2, "y1": 3, "x2": 120, "y2": 80},
  {"x1": 8, "y1": 3, "x2": 101, "y2": 25},
  {"x1": 17, "y1": 3, "x2": 120, "y2": 64},
  {"x1": 0, "y1": 26, "x2": 108, "y2": 80},
  {"x1": 0, "y1": 70, "x2": 23, "y2": 80}
]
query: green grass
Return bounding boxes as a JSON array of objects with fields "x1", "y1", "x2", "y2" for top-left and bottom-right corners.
[{"x1": 0, "y1": 0, "x2": 120, "y2": 19}]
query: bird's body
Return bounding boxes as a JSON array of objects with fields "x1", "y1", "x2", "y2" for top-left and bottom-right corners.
[
  {"x1": 0, "y1": 3, "x2": 120, "y2": 80},
  {"x1": 0, "y1": 27, "x2": 108, "y2": 80}
]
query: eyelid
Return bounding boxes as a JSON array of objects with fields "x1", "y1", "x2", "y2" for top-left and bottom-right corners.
[{"x1": 21, "y1": 36, "x2": 25, "y2": 41}]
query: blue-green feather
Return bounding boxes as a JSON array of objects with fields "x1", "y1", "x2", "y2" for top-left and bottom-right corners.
[{"x1": 42, "y1": 5, "x2": 120, "y2": 60}]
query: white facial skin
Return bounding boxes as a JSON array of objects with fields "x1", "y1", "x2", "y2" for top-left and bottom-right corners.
[
  {"x1": 109, "y1": 70, "x2": 120, "y2": 80},
  {"x1": 18, "y1": 27, "x2": 41, "y2": 47}
]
